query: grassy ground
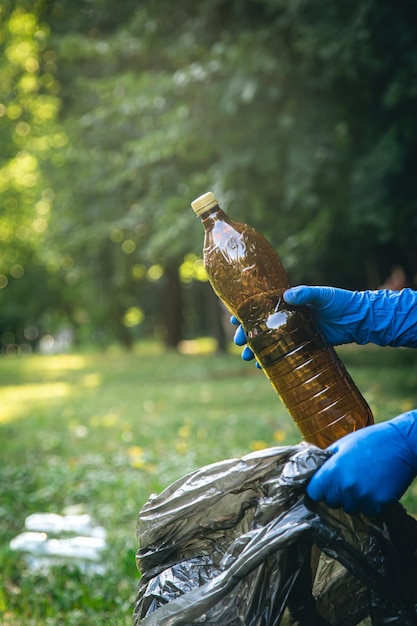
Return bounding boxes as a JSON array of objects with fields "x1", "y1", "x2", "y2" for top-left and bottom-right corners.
[{"x1": 1, "y1": 340, "x2": 417, "y2": 624}]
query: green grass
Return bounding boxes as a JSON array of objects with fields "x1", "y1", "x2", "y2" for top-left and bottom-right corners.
[{"x1": 1, "y1": 341, "x2": 417, "y2": 624}]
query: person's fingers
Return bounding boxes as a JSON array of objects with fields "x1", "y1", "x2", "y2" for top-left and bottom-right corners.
[
  {"x1": 284, "y1": 286, "x2": 335, "y2": 308},
  {"x1": 233, "y1": 325, "x2": 247, "y2": 346},
  {"x1": 242, "y1": 346, "x2": 255, "y2": 361}
]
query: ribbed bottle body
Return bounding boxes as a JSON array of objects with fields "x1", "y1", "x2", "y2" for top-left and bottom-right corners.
[
  {"x1": 202, "y1": 209, "x2": 373, "y2": 448},
  {"x1": 236, "y1": 292, "x2": 373, "y2": 447}
]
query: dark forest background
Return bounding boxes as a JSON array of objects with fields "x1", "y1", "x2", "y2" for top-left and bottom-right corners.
[{"x1": 1, "y1": 0, "x2": 417, "y2": 352}]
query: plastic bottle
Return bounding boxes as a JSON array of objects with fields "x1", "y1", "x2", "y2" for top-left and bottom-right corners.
[
  {"x1": 191, "y1": 191, "x2": 374, "y2": 448},
  {"x1": 9, "y1": 512, "x2": 107, "y2": 574}
]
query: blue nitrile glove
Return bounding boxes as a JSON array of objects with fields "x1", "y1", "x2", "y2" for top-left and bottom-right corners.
[
  {"x1": 230, "y1": 315, "x2": 260, "y2": 365},
  {"x1": 284, "y1": 286, "x2": 417, "y2": 347},
  {"x1": 307, "y1": 410, "x2": 417, "y2": 517}
]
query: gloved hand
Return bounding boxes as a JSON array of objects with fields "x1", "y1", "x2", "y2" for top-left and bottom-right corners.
[
  {"x1": 230, "y1": 286, "x2": 361, "y2": 360},
  {"x1": 230, "y1": 315, "x2": 257, "y2": 363},
  {"x1": 307, "y1": 410, "x2": 417, "y2": 517},
  {"x1": 284, "y1": 285, "x2": 417, "y2": 347},
  {"x1": 231, "y1": 286, "x2": 417, "y2": 356}
]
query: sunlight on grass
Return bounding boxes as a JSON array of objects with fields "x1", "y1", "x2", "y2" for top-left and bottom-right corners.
[
  {"x1": 22, "y1": 353, "x2": 88, "y2": 373},
  {"x1": 249, "y1": 439, "x2": 269, "y2": 450},
  {"x1": 82, "y1": 372, "x2": 102, "y2": 388},
  {"x1": 0, "y1": 381, "x2": 72, "y2": 423},
  {"x1": 178, "y1": 337, "x2": 217, "y2": 354},
  {"x1": 0, "y1": 353, "x2": 98, "y2": 425}
]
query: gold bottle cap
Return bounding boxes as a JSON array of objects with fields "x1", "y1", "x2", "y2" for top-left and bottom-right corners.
[{"x1": 191, "y1": 191, "x2": 219, "y2": 216}]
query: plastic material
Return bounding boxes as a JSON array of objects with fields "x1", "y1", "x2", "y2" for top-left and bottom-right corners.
[
  {"x1": 134, "y1": 444, "x2": 417, "y2": 625},
  {"x1": 284, "y1": 285, "x2": 417, "y2": 348},
  {"x1": 191, "y1": 192, "x2": 373, "y2": 448},
  {"x1": 307, "y1": 410, "x2": 417, "y2": 516},
  {"x1": 10, "y1": 512, "x2": 107, "y2": 574},
  {"x1": 191, "y1": 191, "x2": 219, "y2": 216}
]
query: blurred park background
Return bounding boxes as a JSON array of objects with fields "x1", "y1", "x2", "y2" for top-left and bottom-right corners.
[
  {"x1": 2, "y1": 0, "x2": 417, "y2": 353},
  {"x1": 2, "y1": 1, "x2": 417, "y2": 625}
]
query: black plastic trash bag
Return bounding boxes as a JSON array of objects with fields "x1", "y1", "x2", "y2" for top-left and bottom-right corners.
[{"x1": 134, "y1": 444, "x2": 417, "y2": 625}]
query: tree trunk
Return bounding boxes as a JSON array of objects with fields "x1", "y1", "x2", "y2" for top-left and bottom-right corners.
[
  {"x1": 206, "y1": 287, "x2": 228, "y2": 353},
  {"x1": 163, "y1": 260, "x2": 183, "y2": 349}
]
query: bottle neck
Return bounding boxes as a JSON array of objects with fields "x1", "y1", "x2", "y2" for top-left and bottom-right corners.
[{"x1": 199, "y1": 206, "x2": 225, "y2": 229}]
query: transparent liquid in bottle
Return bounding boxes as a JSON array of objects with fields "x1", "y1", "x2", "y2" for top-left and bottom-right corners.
[{"x1": 197, "y1": 200, "x2": 373, "y2": 448}]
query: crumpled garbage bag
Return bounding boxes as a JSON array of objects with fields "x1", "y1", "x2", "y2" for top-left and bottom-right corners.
[{"x1": 134, "y1": 444, "x2": 417, "y2": 625}]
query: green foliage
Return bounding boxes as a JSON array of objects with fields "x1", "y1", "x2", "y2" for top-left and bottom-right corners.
[
  {"x1": 0, "y1": 2, "x2": 62, "y2": 250},
  {"x1": 41, "y1": 0, "x2": 417, "y2": 289},
  {"x1": 0, "y1": 2, "x2": 70, "y2": 345},
  {"x1": 2, "y1": 0, "x2": 417, "y2": 347}
]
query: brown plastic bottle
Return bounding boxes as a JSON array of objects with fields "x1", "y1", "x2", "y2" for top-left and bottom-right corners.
[{"x1": 191, "y1": 191, "x2": 374, "y2": 448}]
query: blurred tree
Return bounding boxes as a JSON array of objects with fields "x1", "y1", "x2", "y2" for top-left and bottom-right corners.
[
  {"x1": 2, "y1": 0, "x2": 417, "y2": 350},
  {"x1": 0, "y1": 1, "x2": 70, "y2": 350}
]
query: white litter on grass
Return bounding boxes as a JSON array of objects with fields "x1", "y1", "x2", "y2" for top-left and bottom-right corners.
[{"x1": 9, "y1": 512, "x2": 107, "y2": 574}]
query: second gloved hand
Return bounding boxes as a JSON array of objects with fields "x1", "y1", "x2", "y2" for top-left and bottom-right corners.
[{"x1": 307, "y1": 410, "x2": 417, "y2": 517}]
